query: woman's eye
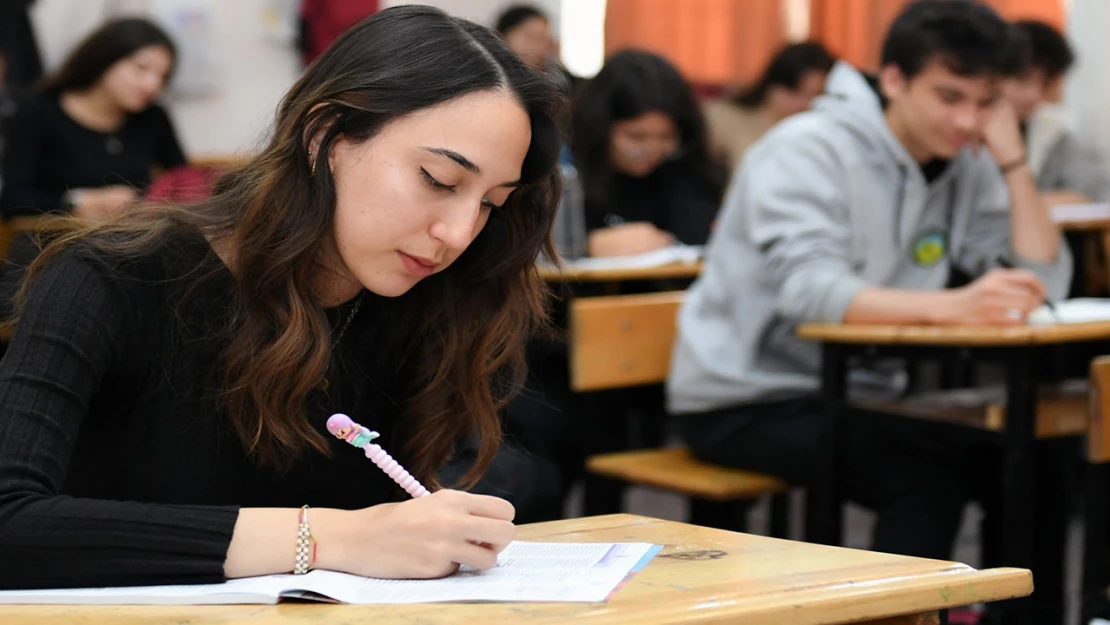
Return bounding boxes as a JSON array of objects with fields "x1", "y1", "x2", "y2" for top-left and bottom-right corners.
[
  {"x1": 420, "y1": 168, "x2": 455, "y2": 191},
  {"x1": 481, "y1": 198, "x2": 504, "y2": 210}
]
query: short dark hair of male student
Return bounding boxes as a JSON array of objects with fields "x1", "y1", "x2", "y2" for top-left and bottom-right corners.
[
  {"x1": 495, "y1": 4, "x2": 548, "y2": 36},
  {"x1": 881, "y1": 0, "x2": 1029, "y2": 80},
  {"x1": 1014, "y1": 19, "x2": 1074, "y2": 80},
  {"x1": 39, "y1": 18, "x2": 177, "y2": 94}
]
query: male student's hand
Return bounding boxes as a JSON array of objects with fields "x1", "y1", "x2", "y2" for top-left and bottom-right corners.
[
  {"x1": 941, "y1": 268, "x2": 1046, "y2": 326},
  {"x1": 981, "y1": 99, "x2": 1026, "y2": 166},
  {"x1": 587, "y1": 222, "x2": 675, "y2": 257}
]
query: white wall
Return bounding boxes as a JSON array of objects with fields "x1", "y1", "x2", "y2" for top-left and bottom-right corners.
[{"x1": 1064, "y1": 0, "x2": 1110, "y2": 160}]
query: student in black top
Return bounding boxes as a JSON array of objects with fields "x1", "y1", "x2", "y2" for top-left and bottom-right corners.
[
  {"x1": 0, "y1": 5, "x2": 562, "y2": 589},
  {"x1": 571, "y1": 49, "x2": 725, "y2": 257},
  {"x1": 0, "y1": 18, "x2": 185, "y2": 219}
]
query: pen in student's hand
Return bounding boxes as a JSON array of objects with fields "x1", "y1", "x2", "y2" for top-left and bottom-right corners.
[{"x1": 994, "y1": 255, "x2": 1058, "y2": 316}]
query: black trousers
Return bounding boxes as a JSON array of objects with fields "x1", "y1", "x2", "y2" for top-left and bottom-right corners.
[{"x1": 679, "y1": 397, "x2": 967, "y2": 560}]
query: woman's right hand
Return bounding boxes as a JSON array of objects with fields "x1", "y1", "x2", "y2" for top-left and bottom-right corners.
[{"x1": 319, "y1": 490, "x2": 517, "y2": 579}]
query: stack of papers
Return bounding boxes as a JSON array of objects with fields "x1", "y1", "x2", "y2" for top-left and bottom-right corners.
[
  {"x1": 0, "y1": 541, "x2": 661, "y2": 605},
  {"x1": 562, "y1": 245, "x2": 702, "y2": 272},
  {"x1": 1028, "y1": 298, "x2": 1110, "y2": 325}
]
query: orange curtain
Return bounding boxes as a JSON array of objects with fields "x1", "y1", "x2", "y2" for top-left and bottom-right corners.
[
  {"x1": 808, "y1": 0, "x2": 912, "y2": 71},
  {"x1": 982, "y1": 0, "x2": 1065, "y2": 29},
  {"x1": 604, "y1": 0, "x2": 785, "y2": 87},
  {"x1": 809, "y1": 0, "x2": 1065, "y2": 71}
]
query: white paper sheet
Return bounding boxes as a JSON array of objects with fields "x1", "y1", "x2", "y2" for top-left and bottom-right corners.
[
  {"x1": 560, "y1": 245, "x2": 702, "y2": 272},
  {"x1": 0, "y1": 541, "x2": 660, "y2": 605},
  {"x1": 1028, "y1": 298, "x2": 1110, "y2": 325}
]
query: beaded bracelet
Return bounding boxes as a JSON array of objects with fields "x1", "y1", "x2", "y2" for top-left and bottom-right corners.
[{"x1": 294, "y1": 505, "x2": 316, "y2": 575}]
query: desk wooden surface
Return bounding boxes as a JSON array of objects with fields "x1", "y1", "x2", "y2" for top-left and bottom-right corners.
[
  {"x1": 1058, "y1": 217, "x2": 1110, "y2": 233},
  {"x1": 539, "y1": 262, "x2": 701, "y2": 283},
  {"x1": 798, "y1": 320, "x2": 1110, "y2": 346},
  {"x1": 0, "y1": 514, "x2": 1031, "y2": 625}
]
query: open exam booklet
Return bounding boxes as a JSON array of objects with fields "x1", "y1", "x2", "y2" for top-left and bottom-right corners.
[{"x1": 0, "y1": 541, "x2": 662, "y2": 605}]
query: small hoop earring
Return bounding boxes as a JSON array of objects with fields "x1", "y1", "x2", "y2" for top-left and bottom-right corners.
[{"x1": 309, "y1": 154, "x2": 317, "y2": 177}]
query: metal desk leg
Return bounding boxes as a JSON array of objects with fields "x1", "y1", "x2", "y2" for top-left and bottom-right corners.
[
  {"x1": 998, "y1": 346, "x2": 1039, "y2": 625},
  {"x1": 1082, "y1": 461, "x2": 1110, "y2": 623},
  {"x1": 806, "y1": 342, "x2": 846, "y2": 546}
]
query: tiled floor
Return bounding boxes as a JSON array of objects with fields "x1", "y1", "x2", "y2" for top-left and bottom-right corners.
[{"x1": 565, "y1": 484, "x2": 1087, "y2": 625}]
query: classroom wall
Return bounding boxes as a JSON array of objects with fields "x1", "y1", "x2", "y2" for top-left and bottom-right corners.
[{"x1": 1064, "y1": 0, "x2": 1110, "y2": 161}]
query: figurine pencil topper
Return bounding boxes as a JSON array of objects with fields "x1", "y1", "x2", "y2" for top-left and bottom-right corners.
[{"x1": 326, "y1": 413, "x2": 430, "y2": 498}]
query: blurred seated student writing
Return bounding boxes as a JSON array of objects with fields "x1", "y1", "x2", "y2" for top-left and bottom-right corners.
[
  {"x1": 0, "y1": 5, "x2": 563, "y2": 588},
  {"x1": 571, "y1": 50, "x2": 725, "y2": 257},
  {"x1": 704, "y1": 42, "x2": 835, "y2": 172},
  {"x1": 669, "y1": 0, "x2": 1069, "y2": 564},
  {"x1": 0, "y1": 18, "x2": 184, "y2": 221},
  {"x1": 1004, "y1": 19, "x2": 1110, "y2": 206}
]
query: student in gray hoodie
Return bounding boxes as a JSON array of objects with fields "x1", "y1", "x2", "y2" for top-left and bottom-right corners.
[{"x1": 667, "y1": 0, "x2": 1071, "y2": 563}]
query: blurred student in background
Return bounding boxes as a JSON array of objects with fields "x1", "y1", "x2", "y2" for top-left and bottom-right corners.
[
  {"x1": 1005, "y1": 19, "x2": 1109, "y2": 205},
  {"x1": 495, "y1": 4, "x2": 575, "y2": 94},
  {"x1": 0, "y1": 18, "x2": 185, "y2": 321},
  {"x1": 705, "y1": 42, "x2": 836, "y2": 171},
  {"x1": 0, "y1": 18, "x2": 184, "y2": 221},
  {"x1": 571, "y1": 49, "x2": 724, "y2": 257}
]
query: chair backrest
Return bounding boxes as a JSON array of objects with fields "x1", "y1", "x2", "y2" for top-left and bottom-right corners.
[
  {"x1": 568, "y1": 291, "x2": 684, "y2": 392},
  {"x1": 1090, "y1": 356, "x2": 1110, "y2": 463}
]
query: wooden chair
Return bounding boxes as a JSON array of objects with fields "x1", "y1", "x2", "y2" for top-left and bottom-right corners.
[
  {"x1": 569, "y1": 291, "x2": 791, "y2": 534},
  {"x1": 1083, "y1": 357, "x2": 1110, "y2": 622}
]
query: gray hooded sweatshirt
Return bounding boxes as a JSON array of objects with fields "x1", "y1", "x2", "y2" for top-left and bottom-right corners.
[{"x1": 666, "y1": 63, "x2": 1073, "y2": 414}]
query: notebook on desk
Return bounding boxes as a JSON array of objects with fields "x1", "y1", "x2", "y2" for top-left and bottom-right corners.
[
  {"x1": 0, "y1": 541, "x2": 661, "y2": 606},
  {"x1": 1028, "y1": 299, "x2": 1110, "y2": 325}
]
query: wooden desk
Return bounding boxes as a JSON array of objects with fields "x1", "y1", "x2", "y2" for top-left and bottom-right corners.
[
  {"x1": 797, "y1": 321, "x2": 1110, "y2": 625},
  {"x1": 539, "y1": 261, "x2": 701, "y2": 283},
  {"x1": 1057, "y1": 216, "x2": 1110, "y2": 234},
  {"x1": 0, "y1": 514, "x2": 1032, "y2": 625},
  {"x1": 799, "y1": 320, "x2": 1110, "y2": 346}
]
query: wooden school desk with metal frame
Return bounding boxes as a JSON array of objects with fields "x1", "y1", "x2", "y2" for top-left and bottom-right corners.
[
  {"x1": 0, "y1": 513, "x2": 1032, "y2": 625},
  {"x1": 797, "y1": 320, "x2": 1110, "y2": 625}
]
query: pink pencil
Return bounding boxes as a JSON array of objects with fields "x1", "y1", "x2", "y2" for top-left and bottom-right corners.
[{"x1": 325, "y1": 413, "x2": 430, "y2": 498}]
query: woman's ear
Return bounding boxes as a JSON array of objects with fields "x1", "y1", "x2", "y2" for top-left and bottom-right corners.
[{"x1": 303, "y1": 103, "x2": 334, "y2": 173}]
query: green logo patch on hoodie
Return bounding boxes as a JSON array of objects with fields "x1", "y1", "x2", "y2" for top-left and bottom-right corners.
[{"x1": 913, "y1": 231, "x2": 947, "y2": 266}]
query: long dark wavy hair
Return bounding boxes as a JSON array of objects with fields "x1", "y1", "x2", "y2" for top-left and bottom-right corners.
[
  {"x1": 11, "y1": 5, "x2": 563, "y2": 486},
  {"x1": 39, "y1": 18, "x2": 177, "y2": 94},
  {"x1": 570, "y1": 49, "x2": 724, "y2": 217}
]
